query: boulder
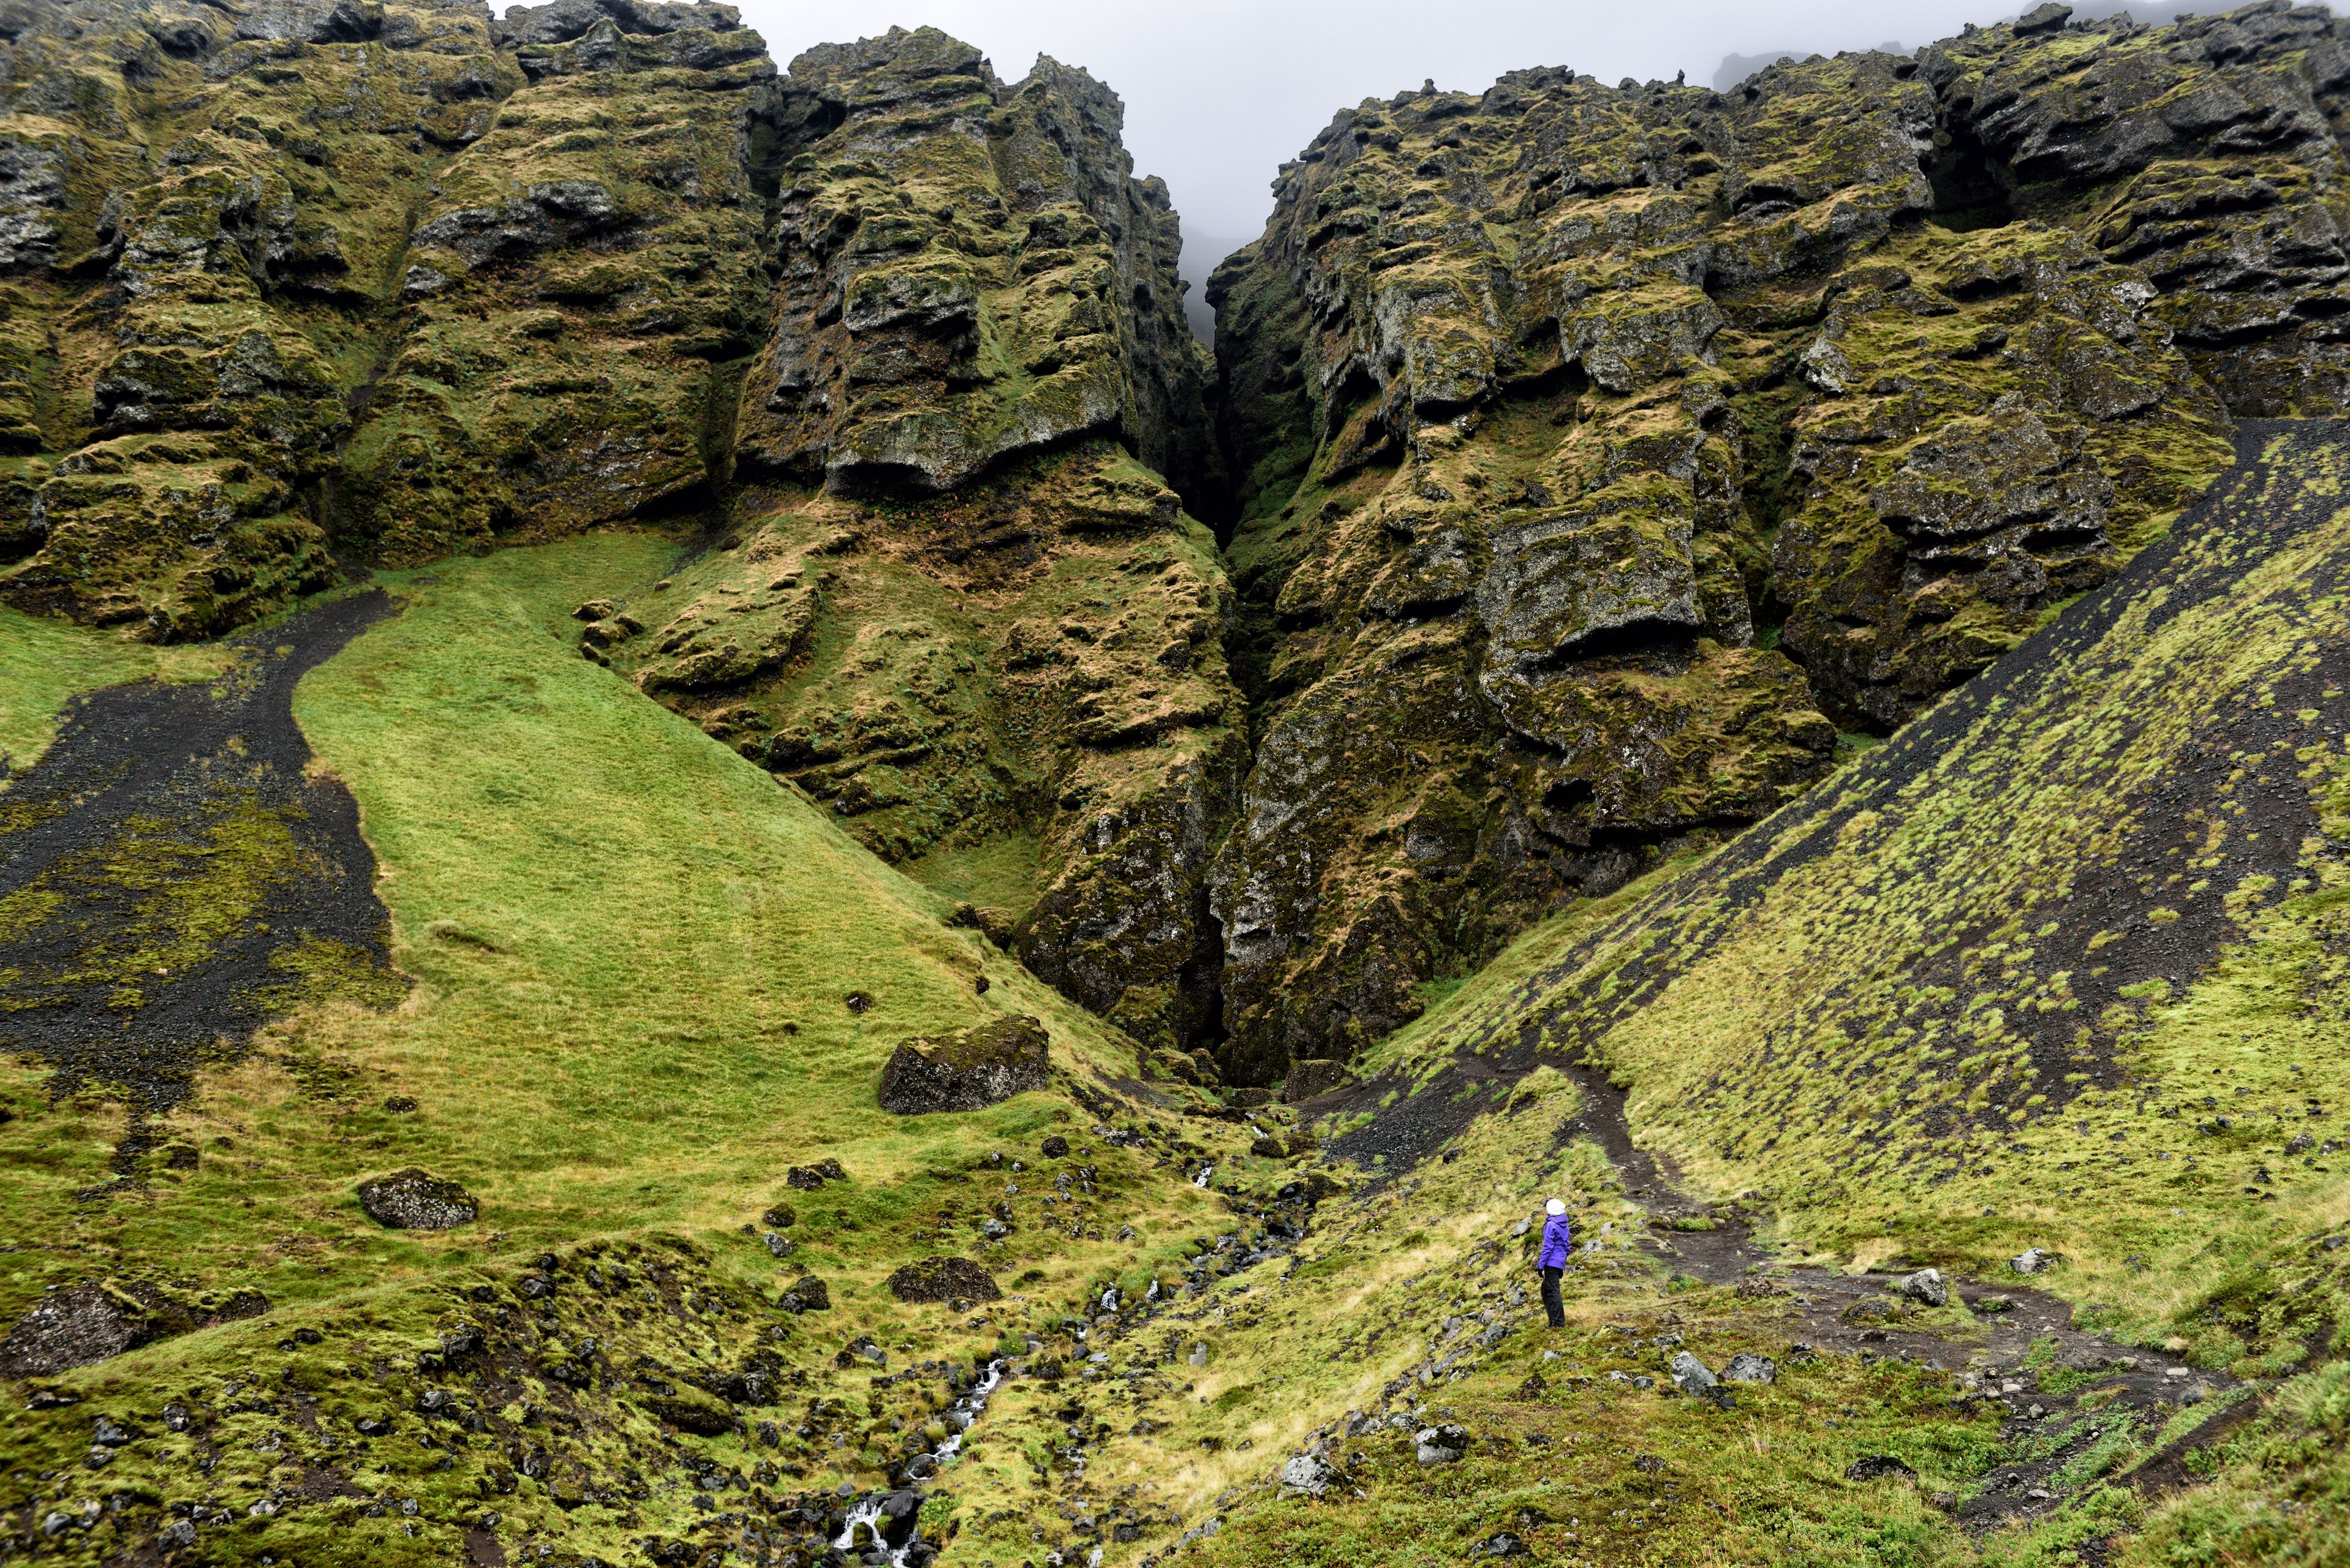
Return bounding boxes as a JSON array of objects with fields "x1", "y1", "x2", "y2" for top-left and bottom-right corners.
[
  {"x1": 784, "y1": 1158, "x2": 845, "y2": 1190},
  {"x1": 779, "y1": 1276, "x2": 830, "y2": 1313},
  {"x1": 1277, "y1": 1452, "x2": 1340, "y2": 1498},
  {"x1": 1668, "y1": 1351, "x2": 1718, "y2": 1393},
  {"x1": 886, "y1": 1257, "x2": 1001, "y2": 1303},
  {"x1": 2010, "y1": 1248, "x2": 2053, "y2": 1275},
  {"x1": 1414, "y1": 1423, "x2": 1472, "y2": 1465},
  {"x1": 1720, "y1": 1354, "x2": 1777, "y2": 1385},
  {"x1": 637, "y1": 1384, "x2": 735, "y2": 1436},
  {"x1": 356, "y1": 1169, "x2": 477, "y2": 1230},
  {"x1": 1900, "y1": 1268, "x2": 1949, "y2": 1307},
  {"x1": 0, "y1": 1286, "x2": 143, "y2": 1378},
  {"x1": 1283, "y1": 1058, "x2": 1354, "y2": 1104},
  {"x1": 877, "y1": 1016, "x2": 1049, "y2": 1114}
]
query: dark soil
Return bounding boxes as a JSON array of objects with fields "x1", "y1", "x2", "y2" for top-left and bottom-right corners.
[{"x1": 0, "y1": 591, "x2": 399, "y2": 1144}]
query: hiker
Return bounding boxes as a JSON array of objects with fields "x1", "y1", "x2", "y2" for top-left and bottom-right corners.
[{"x1": 1536, "y1": 1197, "x2": 1573, "y2": 1328}]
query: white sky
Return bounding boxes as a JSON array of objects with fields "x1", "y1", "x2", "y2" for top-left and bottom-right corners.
[{"x1": 715, "y1": 0, "x2": 2118, "y2": 242}]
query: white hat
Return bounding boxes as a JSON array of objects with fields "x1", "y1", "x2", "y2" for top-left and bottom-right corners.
[{"x1": 1546, "y1": 1198, "x2": 1566, "y2": 1215}]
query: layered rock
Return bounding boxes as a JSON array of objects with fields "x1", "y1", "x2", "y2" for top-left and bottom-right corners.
[
  {"x1": 0, "y1": 0, "x2": 510, "y2": 635},
  {"x1": 738, "y1": 28, "x2": 1215, "y2": 507},
  {"x1": 1204, "y1": 2, "x2": 2350, "y2": 1078},
  {"x1": 333, "y1": 0, "x2": 775, "y2": 559},
  {"x1": 602, "y1": 31, "x2": 1239, "y2": 1058},
  {"x1": 0, "y1": 0, "x2": 768, "y2": 632}
]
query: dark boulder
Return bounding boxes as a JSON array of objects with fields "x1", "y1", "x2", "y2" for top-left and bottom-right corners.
[
  {"x1": 0, "y1": 1281, "x2": 268, "y2": 1377},
  {"x1": 638, "y1": 1384, "x2": 736, "y2": 1436},
  {"x1": 877, "y1": 1016, "x2": 1049, "y2": 1114},
  {"x1": 886, "y1": 1256, "x2": 1001, "y2": 1303},
  {"x1": 357, "y1": 1169, "x2": 478, "y2": 1229},
  {"x1": 0, "y1": 1286, "x2": 144, "y2": 1378},
  {"x1": 1846, "y1": 1454, "x2": 1919, "y2": 1482},
  {"x1": 780, "y1": 1276, "x2": 831, "y2": 1313},
  {"x1": 1283, "y1": 1059, "x2": 1354, "y2": 1104}
]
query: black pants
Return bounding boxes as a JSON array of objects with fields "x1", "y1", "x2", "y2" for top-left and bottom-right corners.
[{"x1": 1540, "y1": 1265, "x2": 1565, "y2": 1327}]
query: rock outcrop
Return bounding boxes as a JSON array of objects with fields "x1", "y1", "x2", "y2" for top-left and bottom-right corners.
[
  {"x1": 876, "y1": 1013, "x2": 1050, "y2": 1113},
  {"x1": 357, "y1": 1167, "x2": 479, "y2": 1228},
  {"x1": 884, "y1": 1255, "x2": 1001, "y2": 1302},
  {"x1": 1204, "y1": 2, "x2": 2350, "y2": 1079}
]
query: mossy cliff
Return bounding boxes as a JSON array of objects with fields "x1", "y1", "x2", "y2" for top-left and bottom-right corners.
[
  {"x1": 1205, "y1": 0, "x2": 2350, "y2": 1081},
  {"x1": 0, "y1": 7, "x2": 1236, "y2": 1056}
]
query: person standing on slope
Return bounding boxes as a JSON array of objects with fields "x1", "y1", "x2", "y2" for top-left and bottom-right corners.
[{"x1": 1536, "y1": 1198, "x2": 1573, "y2": 1329}]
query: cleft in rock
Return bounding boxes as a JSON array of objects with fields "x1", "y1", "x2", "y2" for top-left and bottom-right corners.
[
  {"x1": 357, "y1": 1169, "x2": 478, "y2": 1230},
  {"x1": 886, "y1": 1256, "x2": 1001, "y2": 1303},
  {"x1": 877, "y1": 1016, "x2": 1049, "y2": 1114}
]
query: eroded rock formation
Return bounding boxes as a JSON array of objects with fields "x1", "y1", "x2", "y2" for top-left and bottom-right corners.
[
  {"x1": 1206, "y1": 1, "x2": 2350, "y2": 1079},
  {"x1": 11, "y1": 0, "x2": 2350, "y2": 1088}
]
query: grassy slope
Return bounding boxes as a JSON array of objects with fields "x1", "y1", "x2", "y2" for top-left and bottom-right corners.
[
  {"x1": 0, "y1": 536, "x2": 1266, "y2": 1566},
  {"x1": 1231, "y1": 426, "x2": 2350, "y2": 1565},
  {"x1": 0, "y1": 607, "x2": 229, "y2": 777}
]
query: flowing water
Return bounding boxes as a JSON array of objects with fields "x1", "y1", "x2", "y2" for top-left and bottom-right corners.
[{"x1": 831, "y1": 1359, "x2": 1006, "y2": 1564}]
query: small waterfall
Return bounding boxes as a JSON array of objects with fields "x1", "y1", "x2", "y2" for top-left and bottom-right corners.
[{"x1": 831, "y1": 1358, "x2": 1006, "y2": 1565}]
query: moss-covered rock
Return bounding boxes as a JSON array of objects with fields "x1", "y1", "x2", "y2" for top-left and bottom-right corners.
[{"x1": 1205, "y1": 2, "x2": 2348, "y2": 1077}]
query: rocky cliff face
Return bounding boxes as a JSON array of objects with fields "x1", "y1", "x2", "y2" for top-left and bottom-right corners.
[
  {"x1": 12, "y1": 0, "x2": 2350, "y2": 1090},
  {"x1": 0, "y1": 7, "x2": 1236, "y2": 1058},
  {"x1": 1206, "y1": 0, "x2": 2350, "y2": 1082}
]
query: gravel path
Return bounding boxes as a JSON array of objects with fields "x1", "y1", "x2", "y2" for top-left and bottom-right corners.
[{"x1": 0, "y1": 592, "x2": 399, "y2": 1149}]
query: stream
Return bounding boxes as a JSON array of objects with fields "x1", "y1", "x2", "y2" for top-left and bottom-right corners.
[{"x1": 831, "y1": 1359, "x2": 1005, "y2": 1565}]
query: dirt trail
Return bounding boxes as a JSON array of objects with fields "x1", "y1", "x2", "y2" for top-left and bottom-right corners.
[
  {"x1": 1544, "y1": 1059, "x2": 2256, "y2": 1526},
  {"x1": 0, "y1": 592, "x2": 399, "y2": 1149}
]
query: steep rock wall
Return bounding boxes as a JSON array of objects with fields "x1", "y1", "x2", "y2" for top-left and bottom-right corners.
[{"x1": 1209, "y1": 0, "x2": 2350, "y2": 1082}]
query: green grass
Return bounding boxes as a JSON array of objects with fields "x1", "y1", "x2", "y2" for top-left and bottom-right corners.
[
  {"x1": 902, "y1": 829, "x2": 1049, "y2": 916},
  {"x1": 0, "y1": 537, "x2": 1259, "y2": 1566},
  {"x1": 0, "y1": 605, "x2": 229, "y2": 777}
]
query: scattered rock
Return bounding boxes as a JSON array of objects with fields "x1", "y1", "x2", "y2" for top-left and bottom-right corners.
[
  {"x1": 1415, "y1": 1423, "x2": 1472, "y2": 1465},
  {"x1": 1040, "y1": 1134, "x2": 1069, "y2": 1158},
  {"x1": 1846, "y1": 1454, "x2": 1918, "y2": 1483},
  {"x1": 886, "y1": 1257, "x2": 1001, "y2": 1303},
  {"x1": 761, "y1": 1204, "x2": 797, "y2": 1228},
  {"x1": 784, "y1": 1159, "x2": 846, "y2": 1190},
  {"x1": 779, "y1": 1276, "x2": 831, "y2": 1313},
  {"x1": 1721, "y1": 1354, "x2": 1777, "y2": 1385},
  {"x1": 763, "y1": 1232, "x2": 794, "y2": 1259},
  {"x1": 0, "y1": 1287, "x2": 147, "y2": 1378},
  {"x1": 2009, "y1": 1248, "x2": 2053, "y2": 1275},
  {"x1": 1283, "y1": 1058, "x2": 1354, "y2": 1103},
  {"x1": 356, "y1": 1169, "x2": 478, "y2": 1230},
  {"x1": 1900, "y1": 1268, "x2": 1949, "y2": 1307},
  {"x1": 637, "y1": 1384, "x2": 735, "y2": 1436},
  {"x1": 1668, "y1": 1350, "x2": 1718, "y2": 1393},
  {"x1": 877, "y1": 1016, "x2": 1050, "y2": 1114},
  {"x1": 1277, "y1": 1452, "x2": 1340, "y2": 1498},
  {"x1": 1473, "y1": 1532, "x2": 1529, "y2": 1558}
]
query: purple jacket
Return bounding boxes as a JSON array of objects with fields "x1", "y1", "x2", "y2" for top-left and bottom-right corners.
[{"x1": 1536, "y1": 1213, "x2": 1573, "y2": 1268}]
